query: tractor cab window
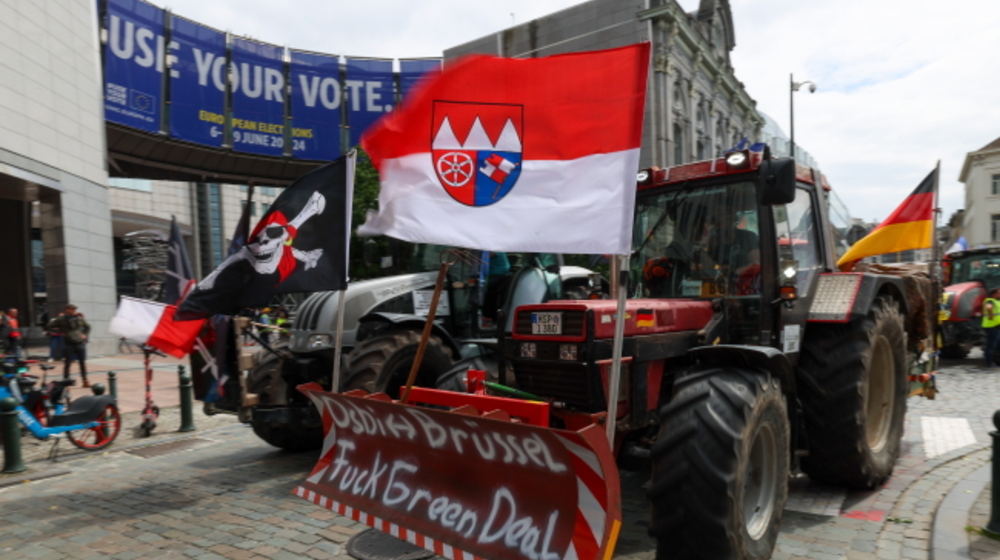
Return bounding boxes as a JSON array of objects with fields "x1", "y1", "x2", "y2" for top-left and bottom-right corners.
[
  {"x1": 951, "y1": 255, "x2": 1000, "y2": 286},
  {"x1": 632, "y1": 181, "x2": 762, "y2": 300},
  {"x1": 773, "y1": 188, "x2": 822, "y2": 295}
]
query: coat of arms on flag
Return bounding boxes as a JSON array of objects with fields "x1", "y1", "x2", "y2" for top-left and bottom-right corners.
[{"x1": 431, "y1": 101, "x2": 523, "y2": 206}]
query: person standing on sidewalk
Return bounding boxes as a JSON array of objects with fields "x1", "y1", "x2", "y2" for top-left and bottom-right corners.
[
  {"x1": 983, "y1": 288, "x2": 1000, "y2": 367},
  {"x1": 48, "y1": 305, "x2": 90, "y2": 387},
  {"x1": 46, "y1": 311, "x2": 65, "y2": 363},
  {"x1": 5, "y1": 308, "x2": 22, "y2": 360}
]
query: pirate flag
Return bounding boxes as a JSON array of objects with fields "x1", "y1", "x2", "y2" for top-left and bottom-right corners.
[{"x1": 177, "y1": 152, "x2": 356, "y2": 320}]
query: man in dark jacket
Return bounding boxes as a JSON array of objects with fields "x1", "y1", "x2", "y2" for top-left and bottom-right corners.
[{"x1": 47, "y1": 304, "x2": 90, "y2": 387}]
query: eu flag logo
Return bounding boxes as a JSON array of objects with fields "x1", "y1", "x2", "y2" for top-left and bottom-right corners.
[{"x1": 130, "y1": 91, "x2": 155, "y2": 114}]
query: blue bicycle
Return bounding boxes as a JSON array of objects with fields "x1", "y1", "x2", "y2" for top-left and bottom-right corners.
[{"x1": 1, "y1": 359, "x2": 121, "y2": 450}]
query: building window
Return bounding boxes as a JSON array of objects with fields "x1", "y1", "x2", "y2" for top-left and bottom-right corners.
[
  {"x1": 696, "y1": 140, "x2": 705, "y2": 160},
  {"x1": 261, "y1": 203, "x2": 271, "y2": 215},
  {"x1": 261, "y1": 187, "x2": 276, "y2": 196},
  {"x1": 992, "y1": 174, "x2": 1000, "y2": 195},
  {"x1": 242, "y1": 200, "x2": 256, "y2": 216},
  {"x1": 673, "y1": 124, "x2": 684, "y2": 164},
  {"x1": 992, "y1": 214, "x2": 1000, "y2": 242}
]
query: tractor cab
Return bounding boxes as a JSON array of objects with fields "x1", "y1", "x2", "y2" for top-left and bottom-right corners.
[
  {"x1": 940, "y1": 247, "x2": 1000, "y2": 357},
  {"x1": 627, "y1": 152, "x2": 830, "y2": 351}
]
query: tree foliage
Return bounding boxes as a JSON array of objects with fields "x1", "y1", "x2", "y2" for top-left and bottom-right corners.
[{"x1": 348, "y1": 149, "x2": 418, "y2": 280}]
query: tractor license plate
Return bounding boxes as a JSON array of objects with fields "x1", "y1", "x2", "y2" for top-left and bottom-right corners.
[{"x1": 532, "y1": 311, "x2": 563, "y2": 335}]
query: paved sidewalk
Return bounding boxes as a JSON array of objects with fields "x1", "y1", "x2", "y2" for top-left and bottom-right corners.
[
  {"x1": 968, "y1": 483, "x2": 1000, "y2": 559},
  {"x1": 11, "y1": 348, "x2": 241, "y2": 465},
  {"x1": 20, "y1": 347, "x2": 191, "y2": 414}
]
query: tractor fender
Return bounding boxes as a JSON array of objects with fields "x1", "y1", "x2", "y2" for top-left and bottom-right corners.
[
  {"x1": 687, "y1": 345, "x2": 795, "y2": 395},
  {"x1": 355, "y1": 312, "x2": 464, "y2": 358},
  {"x1": 809, "y1": 273, "x2": 909, "y2": 323}
]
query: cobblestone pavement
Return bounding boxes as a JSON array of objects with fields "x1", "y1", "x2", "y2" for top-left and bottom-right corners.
[{"x1": 1, "y1": 359, "x2": 999, "y2": 560}]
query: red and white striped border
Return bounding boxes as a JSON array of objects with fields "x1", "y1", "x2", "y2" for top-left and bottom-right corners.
[
  {"x1": 293, "y1": 485, "x2": 485, "y2": 560},
  {"x1": 555, "y1": 435, "x2": 608, "y2": 560}
]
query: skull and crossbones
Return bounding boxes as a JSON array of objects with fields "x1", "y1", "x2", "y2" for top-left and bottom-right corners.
[{"x1": 199, "y1": 191, "x2": 326, "y2": 290}]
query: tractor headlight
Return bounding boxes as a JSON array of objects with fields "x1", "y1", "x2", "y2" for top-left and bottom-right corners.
[
  {"x1": 308, "y1": 334, "x2": 332, "y2": 349},
  {"x1": 726, "y1": 151, "x2": 749, "y2": 168},
  {"x1": 559, "y1": 344, "x2": 578, "y2": 361},
  {"x1": 520, "y1": 342, "x2": 537, "y2": 358}
]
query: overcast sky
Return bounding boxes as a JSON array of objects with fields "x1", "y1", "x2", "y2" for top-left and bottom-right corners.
[{"x1": 160, "y1": 0, "x2": 1000, "y2": 224}]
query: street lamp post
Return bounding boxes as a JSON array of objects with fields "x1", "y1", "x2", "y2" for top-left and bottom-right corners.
[{"x1": 790, "y1": 73, "x2": 817, "y2": 161}]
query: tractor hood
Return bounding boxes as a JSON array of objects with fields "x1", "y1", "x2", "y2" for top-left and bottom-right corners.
[
  {"x1": 512, "y1": 299, "x2": 714, "y2": 341},
  {"x1": 288, "y1": 272, "x2": 439, "y2": 352},
  {"x1": 942, "y1": 281, "x2": 986, "y2": 322}
]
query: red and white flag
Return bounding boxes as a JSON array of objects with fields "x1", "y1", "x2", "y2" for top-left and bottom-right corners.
[
  {"x1": 109, "y1": 297, "x2": 204, "y2": 358},
  {"x1": 358, "y1": 44, "x2": 650, "y2": 255}
]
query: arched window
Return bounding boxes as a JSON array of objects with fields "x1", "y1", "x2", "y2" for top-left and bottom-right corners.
[
  {"x1": 673, "y1": 123, "x2": 684, "y2": 164},
  {"x1": 697, "y1": 140, "x2": 705, "y2": 160}
]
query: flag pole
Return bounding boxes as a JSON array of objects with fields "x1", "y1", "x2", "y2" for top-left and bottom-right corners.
[
  {"x1": 332, "y1": 150, "x2": 358, "y2": 393},
  {"x1": 606, "y1": 254, "x2": 629, "y2": 443},
  {"x1": 400, "y1": 253, "x2": 454, "y2": 403},
  {"x1": 930, "y1": 160, "x2": 941, "y2": 284},
  {"x1": 331, "y1": 289, "x2": 347, "y2": 392},
  {"x1": 930, "y1": 160, "x2": 942, "y2": 362}
]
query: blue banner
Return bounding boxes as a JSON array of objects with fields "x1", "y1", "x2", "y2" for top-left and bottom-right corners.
[
  {"x1": 168, "y1": 16, "x2": 226, "y2": 147},
  {"x1": 103, "y1": 0, "x2": 164, "y2": 133},
  {"x1": 290, "y1": 51, "x2": 342, "y2": 161},
  {"x1": 345, "y1": 58, "x2": 394, "y2": 148},
  {"x1": 399, "y1": 59, "x2": 441, "y2": 100},
  {"x1": 230, "y1": 38, "x2": 286, "y2": 156}
]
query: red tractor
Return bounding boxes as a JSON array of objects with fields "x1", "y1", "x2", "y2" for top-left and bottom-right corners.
[
  {"x1": 293, "y1": 149, "x2": 933, "y2": 560},
  {"x1": 939, "y1": 248, "x2": 1000, "y2": 358}
]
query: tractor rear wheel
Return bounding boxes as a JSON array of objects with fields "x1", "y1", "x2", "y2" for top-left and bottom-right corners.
[
  {"x1": 649, "y1": 368, "x2": 789, "y2": 560},
  {"x1": 342, "y1": 329, "x2": 455, "y2": 397},
  {"x1": 797, "y1": 296, "x2": 907, "y2": 488}
]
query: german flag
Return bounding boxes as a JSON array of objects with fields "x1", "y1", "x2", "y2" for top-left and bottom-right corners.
[
  {"x1": 636, "y1": 308, "x2": 655, "y2": 328},
  {"x1": 837, "y1": 168, "x2": 937, "y2": 271}
]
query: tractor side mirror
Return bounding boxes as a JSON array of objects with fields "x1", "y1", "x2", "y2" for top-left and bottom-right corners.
[{"x1": 758, "y1": 157, "x2": 797, "y2": 205}]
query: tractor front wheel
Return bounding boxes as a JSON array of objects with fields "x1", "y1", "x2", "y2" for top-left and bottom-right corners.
[
  {"x1": 649, "y1": 368, "x2": 789, "y2": 560},
  {"x1": 342, "y1": 329, "x2": 455, "y2": 397}
]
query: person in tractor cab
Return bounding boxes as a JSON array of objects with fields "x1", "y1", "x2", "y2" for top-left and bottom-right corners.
[
  {"x1": 637, "y1": 185, "x2": 761, "y2": 298},
  {"x1": 983, "y1": 288, "x2": 1000, "y2": 367}
]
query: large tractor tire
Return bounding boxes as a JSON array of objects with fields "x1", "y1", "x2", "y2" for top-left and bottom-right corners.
[
  {"x1": 797, "y1": 296, "x2": 907, "y2": 488},
  {"x1": 248, "y1": 351, "x2": 323, "y2": 453},
  {"x1": 649, "y1": 368, "x2": 790, "y2": 560},
  {"x1": 342, "y1": 329, "x2": 455, "y2": 397}
]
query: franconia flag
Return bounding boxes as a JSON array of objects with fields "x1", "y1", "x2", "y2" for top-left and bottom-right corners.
[
  {"x1": 109, "y1": 297, "x2": 204, "y2": 358},
  {"x1": 358, "y1": 44, "x2": 650, "y2": 255},
  {"x1": 837, "y1": 167, "x2": 938, "y2": 271}
]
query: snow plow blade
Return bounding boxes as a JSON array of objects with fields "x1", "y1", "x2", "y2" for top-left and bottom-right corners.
[{"x1": 293, "y1": 383, "x2": 622, "y2": 560}]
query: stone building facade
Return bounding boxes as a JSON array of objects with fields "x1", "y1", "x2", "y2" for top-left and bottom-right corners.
[
  {"x1": 960, "y1": 137, "x2": 1000, "y2": 249},
  {"x1": 445, "y1": 0, "x2": 763, "y2": 170}
]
